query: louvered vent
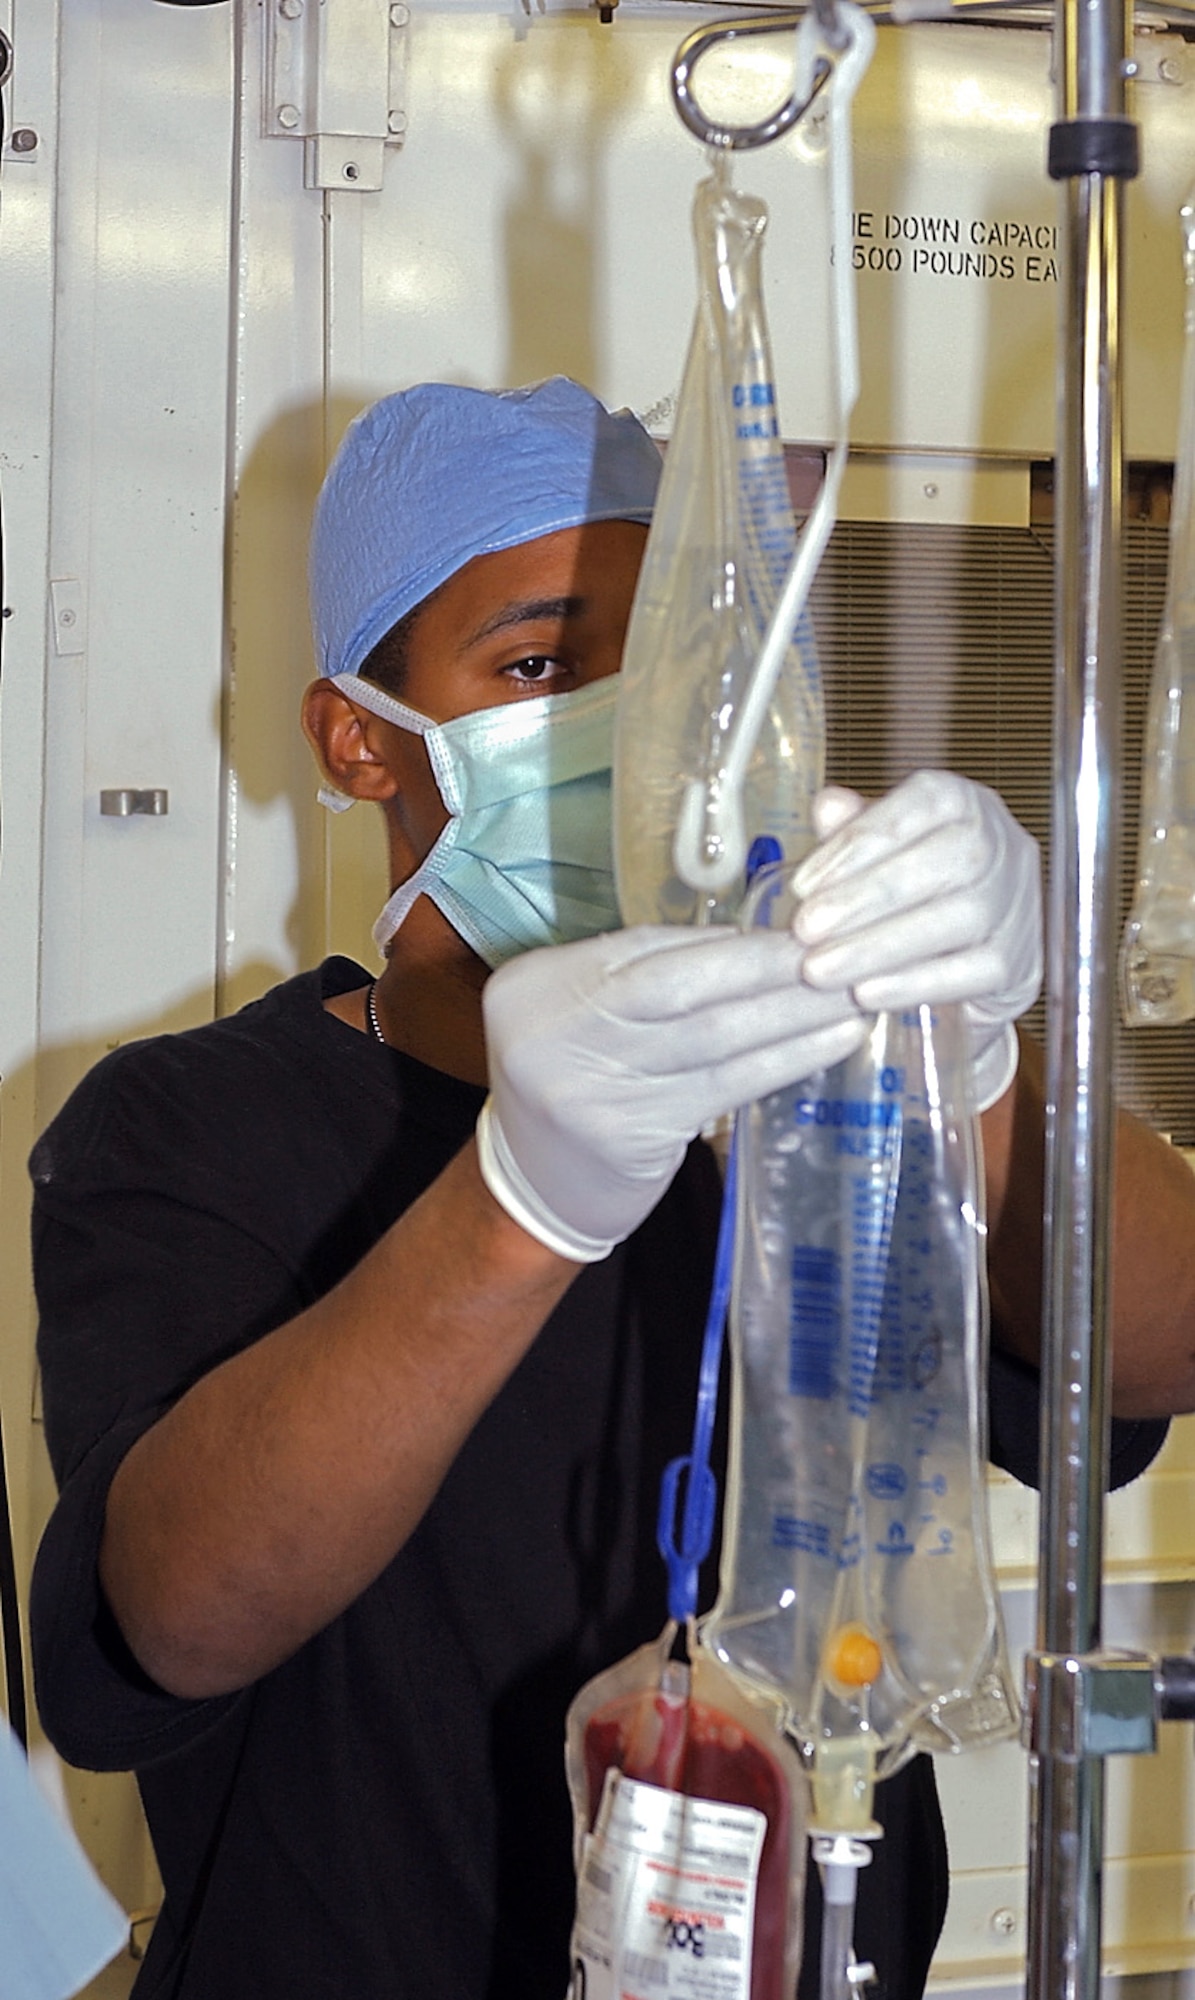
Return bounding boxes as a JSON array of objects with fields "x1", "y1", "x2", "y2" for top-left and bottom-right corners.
[{"x1": 804, "y1": 515, "x2": 1195, "y2": 1141}]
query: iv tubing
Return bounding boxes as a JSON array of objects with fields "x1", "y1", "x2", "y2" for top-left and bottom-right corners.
[
  {"x1": 812, "y1": 1833, "x2": 875, "y2": 2000},
  {"x1": 672, "y1": 4, "x2": 874, "y2": 896}
]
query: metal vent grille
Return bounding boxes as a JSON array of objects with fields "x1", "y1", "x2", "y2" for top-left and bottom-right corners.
[{"x1": 805, "y1": 516, "x2": 1195, "y2": 1141}]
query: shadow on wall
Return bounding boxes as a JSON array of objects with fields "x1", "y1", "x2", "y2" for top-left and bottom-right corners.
[
  {"x1": 494, "y1": 16, "x2": 642, "y2": 391},
  {"x1": 223, "y1": 393, "x2": 392, "y2": 1019}
]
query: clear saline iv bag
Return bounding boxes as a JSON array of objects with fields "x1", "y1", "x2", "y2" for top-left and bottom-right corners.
[
  {"x1": 701, "y1": 877, "x2": 1019, "y2": 1803},
  {"x1": 1121, "y1": 188, "x2": 1195, "y2": 1025},
  {"x1": 613, "y1": 151, "x2": 825, "y2": 927}
]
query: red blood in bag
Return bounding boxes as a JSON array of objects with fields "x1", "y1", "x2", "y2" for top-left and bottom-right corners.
[{"x1": 583, "y1": 1689, "x2": 792, "y2": 2000}]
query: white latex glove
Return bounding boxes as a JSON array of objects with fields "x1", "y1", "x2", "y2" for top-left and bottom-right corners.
[
  {"x1": 791, "y1": 770, "x2": 1042, "y2": 1113},
  {"x1": 478, "y1": 925, "x2": 867, "y2": 1263}
]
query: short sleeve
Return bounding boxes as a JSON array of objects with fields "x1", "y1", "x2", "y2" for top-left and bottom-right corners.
[
  {"x1": 31, "y1": 1416, "x2": 244, "y2": 1770},
  {"x1": 30, "y1": 1062, "x2": 305, "y2": 1771},
  {"x1": 987, "y1": 1344, "x2": 1168, "y2": 1493}
]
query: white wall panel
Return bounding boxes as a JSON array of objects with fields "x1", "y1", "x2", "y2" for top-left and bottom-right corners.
[
  {"x1": 329, "y1": 10, "x2": 1195, "y2": 463},
  {"x1": 221, "y1": 2, "x2": 328, "y2": 1007},
  {"x1": 3, "y1": 0, "x2": 238, "y2": 1946},
  {"x1": 38, "y1": 0, "x2": 236, "y2": 1095},
  {"x1": 0, "y1": 0, "x2": 61, "y2": 1612}
]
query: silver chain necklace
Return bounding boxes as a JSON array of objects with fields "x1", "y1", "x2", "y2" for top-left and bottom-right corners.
[{"x1": 366, "y1": 980, "x2": 387, "y2": 1045}]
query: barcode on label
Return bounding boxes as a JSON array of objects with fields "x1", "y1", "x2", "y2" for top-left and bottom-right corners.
[
  {"x1": 623, "y1": 1950, "x2": 669, "y2": 1988},
  {"x1": 704, "y1": 1932, "x2": 744, "y2": 1961},
  {"x1": 584, "y1": 1856, "x2": 613, "y2": 1897}
]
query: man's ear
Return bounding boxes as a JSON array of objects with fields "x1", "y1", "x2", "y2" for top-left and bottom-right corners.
[{"x1": 300, "y1": 680, "x2": 400, "y2": 802}]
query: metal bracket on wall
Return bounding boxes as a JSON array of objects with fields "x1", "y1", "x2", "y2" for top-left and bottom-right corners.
[
  {"x1": 100, "y1": 790, "x2": 169, "y2": 818},
  {"x1": 263, "y1": 0, "x2": 409, "y2": 193},
  {"x1": 1025, "y1": 1649, "x2": 1160, "y2": 1761}
]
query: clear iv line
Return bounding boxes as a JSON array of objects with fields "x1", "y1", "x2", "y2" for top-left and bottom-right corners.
[{"x1": 672, "y1": 2, "x2": 875, "y2": 896}]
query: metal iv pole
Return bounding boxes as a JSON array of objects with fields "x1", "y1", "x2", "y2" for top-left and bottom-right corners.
[
  {"x1": 1025, "y1": 5, "x2": 1144, "y2": 1999},
  {"x1": 665, "y1": 8, "x2": 1195, "y2": 1993}
]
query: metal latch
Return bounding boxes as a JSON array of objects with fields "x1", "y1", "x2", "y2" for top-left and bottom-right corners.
[
  {"x1": 264, "y1": 0, "x2": 409, "y2": 193},
  {"x1": 100, "y1": 790, "x2": 169, "y2": 818},
  {"x1": 1025, "y1": 1650, "x2": 1159, "y2": 1761}
]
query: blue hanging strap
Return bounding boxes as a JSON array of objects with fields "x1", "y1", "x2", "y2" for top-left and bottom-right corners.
[
  {"x1": 655, "y1": 835, "x2": 785, "y2": 1625},
  {"x1": 656, "y1": 1130, "x2": 738, "y2": 1623}
]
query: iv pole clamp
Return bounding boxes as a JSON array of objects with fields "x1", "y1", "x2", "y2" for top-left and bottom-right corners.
[{"x1": 670, "y1": 2, "x2": 845, "y2": 153}]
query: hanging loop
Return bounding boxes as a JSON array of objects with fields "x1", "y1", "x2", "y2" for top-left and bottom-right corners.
[
  {"x1": 670, "y1": 10, "x2": 834, "y2": 152},
  {"x1": 813, "y1": 0, "x2": 852, "y2": 48}
]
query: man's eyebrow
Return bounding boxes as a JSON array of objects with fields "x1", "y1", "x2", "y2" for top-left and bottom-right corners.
[{"x1": 463, "y1": 595, "x2": 585, "y2": 649}]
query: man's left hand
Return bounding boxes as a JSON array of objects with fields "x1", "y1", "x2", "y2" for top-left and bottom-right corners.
[{"x1": 791, "y1": 770, "x2": 1042, "y2": 1112}]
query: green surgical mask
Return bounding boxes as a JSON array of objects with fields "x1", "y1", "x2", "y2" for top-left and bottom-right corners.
[{"x1": 325, "y1": 675, "x2": 622, "y2": 968}]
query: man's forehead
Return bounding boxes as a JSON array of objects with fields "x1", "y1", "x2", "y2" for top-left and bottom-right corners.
[{"x1": 418, "y1": 521, "x2": 651, "y2": 649}]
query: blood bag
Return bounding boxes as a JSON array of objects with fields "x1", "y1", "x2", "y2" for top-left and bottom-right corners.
[
  {"x1": 564, "y1": 1622, "x2": 809, "y2": 2000},
  {"x1": 1121, "y1": 189, "x2": 1195, "y2": 1024},
  {"x1": 701, "y1": 873, "x2": 1019, "y2": 1775},
  {"x1": 613, "y1": 152, "x2": 824, "y2": 929}
]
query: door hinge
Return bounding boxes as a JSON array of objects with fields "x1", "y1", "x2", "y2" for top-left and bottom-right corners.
[{"x1": 264, "y1": 0, "x2": 409, "y2": 193}]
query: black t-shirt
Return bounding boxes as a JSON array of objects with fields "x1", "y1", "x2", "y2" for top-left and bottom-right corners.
[{"x1": 29, "y1": 958, "x2": 1167, "y2": 2000}]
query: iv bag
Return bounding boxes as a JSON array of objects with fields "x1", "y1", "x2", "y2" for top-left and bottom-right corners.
[
  {"x1": 613, "y1": 156, "x2": 824, "y2": 928},
  {"x1": 564, "y1": 1622, "x2": 810, "y2": 2000},
  {"x1": 701, "y1": 880, "x2": 1018, "y2": 1776},
  {"x1": 1121, "y1": 189, "x2": 1195, "y2": 1024}
]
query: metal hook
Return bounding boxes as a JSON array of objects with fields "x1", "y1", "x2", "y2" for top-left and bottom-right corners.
[{"x1": 670, "y1": 11, "x2": 835, "y2": 153}]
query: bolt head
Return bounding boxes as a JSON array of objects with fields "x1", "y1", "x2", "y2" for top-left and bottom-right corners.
[
  {"x1": 991, "y1": 1908, "x2": 1018, "y2": 1937},
  {"x1": 277, "y1": 103, "x2": 300, "y2": 129},
  {"x1": 10, "y1": 128, "x2": 38, "y2": 154},
  {"x1": 390, "y1": 3, "x2": 410, "y2": 23},
  {"x1": 279, "y1": 0, "x2": 303, "y2": 16},
  {"x1": 1160, "y1": 56, "x2": 1183, "y2": 83},
  {"x1": 923, "y1": 482, "x2": 939, "y2": 499},
  {"x1": 388, "y1": 109, "x2": 408, "y2": 136}
]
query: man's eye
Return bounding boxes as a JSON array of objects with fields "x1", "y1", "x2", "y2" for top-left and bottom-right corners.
[{"x1": 504, "y1": 655, "x2": 561, "y2": 684}]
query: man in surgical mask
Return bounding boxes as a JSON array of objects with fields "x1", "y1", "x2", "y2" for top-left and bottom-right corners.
[{"x1": 30, "y1": 379, "x2": 1195, "y2": 2000}]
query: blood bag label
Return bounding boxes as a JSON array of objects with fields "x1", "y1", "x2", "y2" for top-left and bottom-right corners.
[{"x1": 569, "y1": 1771, "x2": 765, "y2": 1999}]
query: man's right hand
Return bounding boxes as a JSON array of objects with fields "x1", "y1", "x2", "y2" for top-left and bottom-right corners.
[{"x1": 478, "y1": 924, "x2": 866, "y2": 1262}]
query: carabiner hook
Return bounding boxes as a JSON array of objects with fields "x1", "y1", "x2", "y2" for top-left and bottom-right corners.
[{"x1": 670, "y1": 10, "x2": 833, "y2": 153}]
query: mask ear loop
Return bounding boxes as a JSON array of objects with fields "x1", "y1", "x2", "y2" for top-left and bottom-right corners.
[
  {"x1": 332, "y1": 672, "x2": 438, "y2": 738},
  {"x1": 672, "y1": 2, "x2": 875, "y2": 897},
  {"x1": 371, "y1": 821, "x2": 465, "y2": 957},
  {"x1": 319, "y1": 783, "x2": 357, "y2": 814},
  {"x1": 307, "y1": 673, "x2": 456, "y2": 951},
  {"x1": 316, "y1": 673, "x2": 439, "y2": 816}
]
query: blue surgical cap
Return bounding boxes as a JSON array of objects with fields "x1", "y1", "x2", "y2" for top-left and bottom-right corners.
[{"x1": 310, "y1": 377, "x2": 662, "y2": 682}]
